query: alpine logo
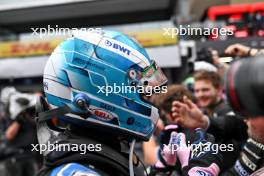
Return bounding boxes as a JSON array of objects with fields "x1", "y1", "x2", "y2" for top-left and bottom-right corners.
[{"x1": 105, "y1": 40, "x2": 131, "y2": 55}]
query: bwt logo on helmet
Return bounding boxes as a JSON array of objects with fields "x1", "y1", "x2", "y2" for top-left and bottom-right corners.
[{"x1": 104, "y1": 40, "x2": 131, "y2": 55}]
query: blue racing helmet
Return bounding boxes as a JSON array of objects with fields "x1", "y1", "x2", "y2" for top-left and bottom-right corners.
[{"x1": 43, "y1": 30, "x2": 167, "y2": 141}]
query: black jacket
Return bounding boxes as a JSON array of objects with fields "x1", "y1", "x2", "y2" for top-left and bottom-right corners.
[{"x1": 206, "y1": 100, "x2": 248, "y2": 171}]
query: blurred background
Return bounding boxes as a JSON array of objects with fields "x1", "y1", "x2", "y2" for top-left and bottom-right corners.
[
  {"x1": 0, "y1": 0, "x2": 263, "y2": 92},
  {"x1": 0, "y1": 1, "x2": 263, "y2": 175}
]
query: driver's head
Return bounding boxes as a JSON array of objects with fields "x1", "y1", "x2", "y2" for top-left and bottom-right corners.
[{"x1": 42, "y1": 30, "x2": 167, "y2": 141}]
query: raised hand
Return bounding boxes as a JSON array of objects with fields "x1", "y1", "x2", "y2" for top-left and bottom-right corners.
[
  {"x1": 171, "y1": 96, "x2": 209, "y2": 129},
  {"x1": 225, "y1": 44, "x2": 258, "y2": 57}
]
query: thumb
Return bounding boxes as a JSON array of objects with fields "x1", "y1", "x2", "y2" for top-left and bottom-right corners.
[
  {"x1": 159, "y1": 131, "x2": 178, "y2": 167},
  {"x1": 176, "y1": 133, "x2": 190, "y2": 168},
  {"x1": 168, "y1": 131, "x2": 178, "y2": 148}
]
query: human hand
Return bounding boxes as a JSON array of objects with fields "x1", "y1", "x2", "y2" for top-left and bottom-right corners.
[
  {"x1": 225, "y1": 44, "x2": 258, "y2": 57},
  {"x1": 171, "y1": 96, "x2": 209, "y2": 129},
  {"x1": 148, "y1": 130, "x2": 178, "y2": 175},
  {"x1": 176, "y1": 129, "x2": 223, "y2": 176}
]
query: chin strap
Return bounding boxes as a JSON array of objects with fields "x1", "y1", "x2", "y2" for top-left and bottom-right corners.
[
  {"x1": 35, "y1": 96, "x2": 146, "y2": 175},
  {"x1": 36, "y1": 105, "x2": 72, "y2": 122}
]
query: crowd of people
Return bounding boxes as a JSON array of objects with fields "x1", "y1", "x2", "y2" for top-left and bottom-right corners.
[
  {"x1": 143, "y1": 44, "x2": 264, "y2": 175},
  {"x1": 0, "y1": 30, "x2": 263, "y2": 176}
]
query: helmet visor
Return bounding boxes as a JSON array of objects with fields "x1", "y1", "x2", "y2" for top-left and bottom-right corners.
[{"x1": 139, "y1": 61, "x2": 168, "y2": 89}]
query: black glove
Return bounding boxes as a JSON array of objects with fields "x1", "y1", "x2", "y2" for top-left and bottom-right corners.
[
  {"x1": 176, "y1": 128, "x2": 224, "y2": 176},
  {"x1": 231, "y1": 138, "x2": 264, "y2": 176}
]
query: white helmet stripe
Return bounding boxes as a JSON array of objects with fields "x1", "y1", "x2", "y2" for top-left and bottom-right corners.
[
  {"x1": 44, "y1": 79, "x2": 152, "y2": 120},
  {"x1": 72, "y1": 30, "x2": 150, "y2": 68}
]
